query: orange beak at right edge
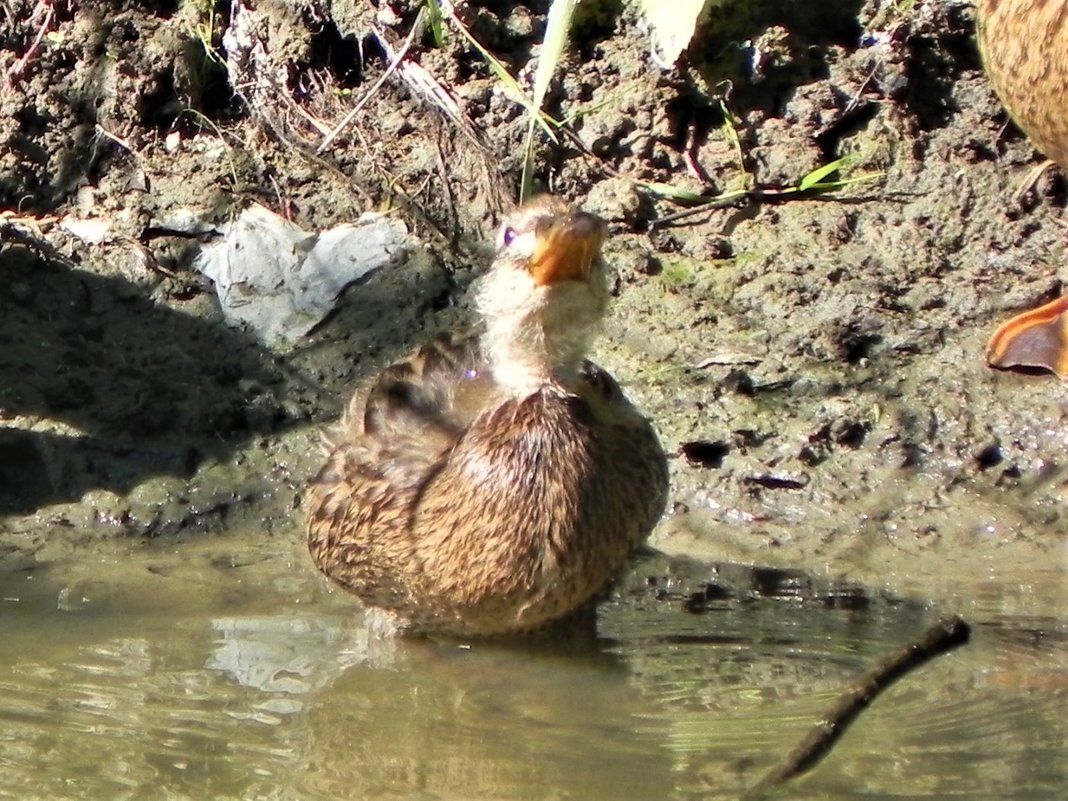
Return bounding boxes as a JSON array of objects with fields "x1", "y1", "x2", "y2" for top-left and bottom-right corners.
[
  {"x1": 986, "y1": 295, "x2": 1068, "y2": 377},
  {"x1": 529, "y1": 212, "x2": 607, "y2": 287}
]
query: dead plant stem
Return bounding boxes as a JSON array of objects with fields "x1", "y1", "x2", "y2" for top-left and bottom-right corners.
[{"x1": 316, "y1": 9, "x2": 424, "y2": 154}]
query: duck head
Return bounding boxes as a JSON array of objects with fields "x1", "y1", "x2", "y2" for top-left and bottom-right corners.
[{"x1": 476, "y1": 196, "x2": 610, "y2": 396}]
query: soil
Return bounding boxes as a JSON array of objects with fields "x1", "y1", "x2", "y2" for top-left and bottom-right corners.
[{"x1": 1, "y1": 0, "x2": 1065, "y2": 617}]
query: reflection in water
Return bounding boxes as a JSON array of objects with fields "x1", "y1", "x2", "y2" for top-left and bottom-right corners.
[{"x1": 0, "y1": 539, "x2": 1064, "y2": 801}]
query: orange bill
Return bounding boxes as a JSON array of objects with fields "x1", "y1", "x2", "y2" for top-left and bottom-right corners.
[
  {"x1": 986, "y1": 295, "x2": 1068, "y2": 377},
  {"x1": 530, "y1": 212, "x2": 606, "y2": 286}
]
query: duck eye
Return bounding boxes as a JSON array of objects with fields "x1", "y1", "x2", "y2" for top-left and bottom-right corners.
[{"x1": 502, "y1": 227, "x2": 517, "y2": 246}]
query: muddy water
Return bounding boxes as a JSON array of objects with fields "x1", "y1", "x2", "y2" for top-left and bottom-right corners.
[{"x1": 0, "y1": 529, "x2": 1064, "y2": 801}]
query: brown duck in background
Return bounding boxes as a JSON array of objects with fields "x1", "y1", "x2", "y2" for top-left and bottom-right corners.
[
  {"x1": 306, "y1": 196, "x2": 669, "y2": 636},
  {"x1": 978, "y1": 0, "x2": 1068, "y2": 376}
]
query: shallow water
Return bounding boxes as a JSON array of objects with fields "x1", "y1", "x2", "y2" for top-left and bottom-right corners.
[{"x1": 0, "y1": 532, "x2": 1064, "y2": 801}]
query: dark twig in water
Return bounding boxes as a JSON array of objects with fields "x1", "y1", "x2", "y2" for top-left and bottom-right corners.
[{"x1": 747, "y1": 615, "x2": 971, "y2": 798}]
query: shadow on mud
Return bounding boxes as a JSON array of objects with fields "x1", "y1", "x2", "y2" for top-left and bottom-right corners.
[
  {"x1": 0, "y1": 244, "x2": 291, "y2": 513},
  {"x1": 0, "y1": 242, "x2": 456, "y2": 515}
]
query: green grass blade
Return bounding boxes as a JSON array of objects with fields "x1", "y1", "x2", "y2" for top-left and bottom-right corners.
[
  {"x1": 521, "y1": 0, "x2": 577, "y2": 202},
  {"x1": 796, "y1": 172, "x2": 886, "y2": 193},
  {"x1": 443, "y1": 9, "x2": 558, "y2": 142},
  {"x1": 530, "y1": 0, "x2": 576, "y2": 122},
  {"x1": 426, "y1": 0, "x2": 445, "y2": 48},
  {"x1": 797, "y1": 157, "x2": 852, "y2": 193}
]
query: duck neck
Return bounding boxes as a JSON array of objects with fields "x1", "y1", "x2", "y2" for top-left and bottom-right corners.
[
  {"x1": 476, "y1": 264, "x2": 608, "y2": 397},
  {"x1": 477, "y1": 279, "x2": 605, "y2": 398},
  {"x1": 483, "y1": 316, "x2": 589, "y2": 397}
]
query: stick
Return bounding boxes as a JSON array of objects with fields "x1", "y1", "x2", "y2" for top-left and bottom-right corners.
[{"x1": 747, "y1": 615, "x2": 971, "y2": 798}]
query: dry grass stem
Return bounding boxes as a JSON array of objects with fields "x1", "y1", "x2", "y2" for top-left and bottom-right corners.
[
  {"x1": 317, "y1": 10, "x2": 424, "y2": 154},
  {"x1": 6, "y1": 0, "x2": 55, "y2": 83}
]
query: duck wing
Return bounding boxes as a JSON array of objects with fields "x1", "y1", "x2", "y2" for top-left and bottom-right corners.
[{"x1": 307, "y1": 330, "x2": 495, "y2": 620}]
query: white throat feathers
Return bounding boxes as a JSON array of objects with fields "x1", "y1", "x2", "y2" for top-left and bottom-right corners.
[{"x1": 475, "y1": 258, "x2": 608, "y2": 397}]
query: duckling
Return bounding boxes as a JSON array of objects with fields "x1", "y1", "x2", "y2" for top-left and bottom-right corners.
[
  {"x1": 977, "y1": 0, "x2": 1068, "y2": 376},
  {"x1": 306, "y1": 197, "x2": 669, "y2": 636}
]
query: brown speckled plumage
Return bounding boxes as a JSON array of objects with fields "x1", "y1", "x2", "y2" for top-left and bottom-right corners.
[
  {"x1": 306, "y1": 197, "x2": 668, "y2": 636},
  {"x1": 977, "y1": 0, "x2": 1068, "y2": 167}
]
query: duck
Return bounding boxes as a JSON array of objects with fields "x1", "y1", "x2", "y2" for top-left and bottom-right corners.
[
  {"x1": 306, "y1": 196, "x2": 669, "y2": 636},
  {"x1": 977, "y1": 0, "x2": 1068, "y2": 377}
]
